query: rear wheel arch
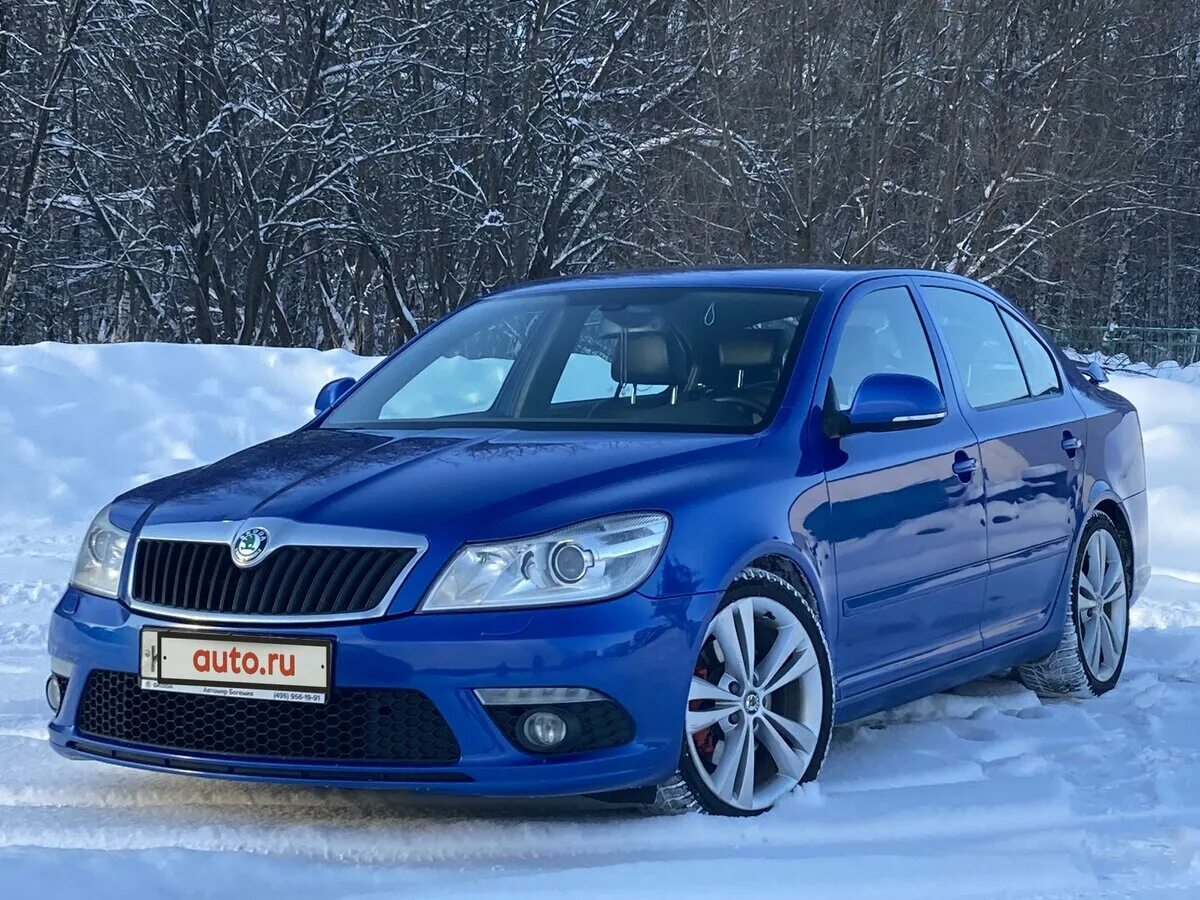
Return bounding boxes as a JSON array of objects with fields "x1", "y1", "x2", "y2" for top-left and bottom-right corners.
[
  {"x1": 1079, "y1": 486, "x2": 1135, "y2": 595},
  {"x1": 1093, "y1": 497, "x2": 1134, "y2": 584}
]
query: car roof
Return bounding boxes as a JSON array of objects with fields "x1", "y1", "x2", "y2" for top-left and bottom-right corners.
[{"x1": 478, "y1": 266, "x2": 987, "y2": 301}]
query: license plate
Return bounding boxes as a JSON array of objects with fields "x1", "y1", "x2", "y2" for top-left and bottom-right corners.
[{"x1": 139, "y1": 629, "x2": 331, "y2": 704}]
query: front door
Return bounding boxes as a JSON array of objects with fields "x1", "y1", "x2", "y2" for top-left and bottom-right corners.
[
  {"x1": 821, "y1": 280, "x2": 989, "y2": 694},
  {"x1": 918, "y1": 283, "x2": 1085, "y2": 645}
]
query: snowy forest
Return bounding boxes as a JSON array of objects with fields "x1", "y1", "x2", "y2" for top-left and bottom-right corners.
[{"x1": 1, "y1": 0, "x2": 1198, "y2": 352}]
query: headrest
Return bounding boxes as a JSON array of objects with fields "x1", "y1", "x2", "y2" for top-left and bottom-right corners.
[
  {"x1": 611, "y1": 332, "x2": 688, "y2": 386},
  {"x1": 719, "y1": 331, "x2": 783, "y2": 368},
  {"x1": 837, "y1": 323, "x2": 882, "y2": 372}
]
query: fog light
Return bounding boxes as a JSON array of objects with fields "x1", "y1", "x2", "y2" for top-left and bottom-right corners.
[
  {"x1": 520, "y1": 710, "x2": 569, "y2": 750},
  {"x1": 45, "y1": 675, "x2": 64, "y2": 714}
]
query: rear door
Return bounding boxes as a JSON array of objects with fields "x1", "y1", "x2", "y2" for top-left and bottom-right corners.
[
  {"x1": 821, "y1": 279, "x2": 988, "y2": 693},
  {"x1": 917, "y1": 283, "x2": 1085, "y2": 645}
]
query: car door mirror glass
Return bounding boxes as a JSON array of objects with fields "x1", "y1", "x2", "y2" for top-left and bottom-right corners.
[
  {"x1": 315, "y1": 377, "x2": 357, "y2": 415},
  {"x1": 836, "y1": 373, "x2": 947, "y2": 436},
  {"x1": 1081, "y1": 360, "x2": 1109, "y2": 384}
]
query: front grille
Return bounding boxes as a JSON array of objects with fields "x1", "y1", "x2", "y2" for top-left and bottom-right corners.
[
  {"x1": 131, "y1": 539, "x2": 416, "y2": 618},
  {"x1": 77, "y1": 670, "x2": 461, "y2": 764}
]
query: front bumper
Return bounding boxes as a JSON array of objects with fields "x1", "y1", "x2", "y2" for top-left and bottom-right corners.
[{"x1": 48, "y1": 587, "x2": 716, "y2": 796}]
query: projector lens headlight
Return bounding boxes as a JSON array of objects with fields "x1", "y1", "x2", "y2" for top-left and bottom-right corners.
[
  {"x1": 421, "y1": 512, "x2": 669, "y2": 612},
  {"x1": 70, "y1": 505, "x2": 129, "y2": 599}
]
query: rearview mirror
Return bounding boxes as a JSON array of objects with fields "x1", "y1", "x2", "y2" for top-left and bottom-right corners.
[
  {"x1": 832, "y1": 373, "x2": 947, "y2": 437},
  {"x1": 314, "y1": 377, "x2": 356, "y2": 415}
]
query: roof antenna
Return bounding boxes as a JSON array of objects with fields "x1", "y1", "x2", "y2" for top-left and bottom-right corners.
[{"x1": 839, "y1": 228, "x2": 852, "y2": 263}]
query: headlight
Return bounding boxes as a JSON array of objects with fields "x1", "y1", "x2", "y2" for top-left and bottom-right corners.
[
  {"x1": 70, "y1": 505, "x2": 130, "y2": 599},
  {"x1": 421, "y1": 512, "x2": 670, "y2": 612}
]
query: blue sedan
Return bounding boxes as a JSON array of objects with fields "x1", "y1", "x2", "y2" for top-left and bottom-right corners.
[{"x1": 47, "y1": 267, "x2": 1148, "y2": 816}]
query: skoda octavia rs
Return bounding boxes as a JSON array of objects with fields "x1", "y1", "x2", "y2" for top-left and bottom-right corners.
[{"x1": 47, "y1": 268, "x2": 1148, "y2": 816}]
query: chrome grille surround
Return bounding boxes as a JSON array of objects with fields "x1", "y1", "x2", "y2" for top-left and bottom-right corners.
[{"x1": 122, "y1": 518, "x2": 428, "y2": 624}]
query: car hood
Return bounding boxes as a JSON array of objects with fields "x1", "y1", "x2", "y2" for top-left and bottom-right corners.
[{"x1": 119, "y1": 426, "x2": 756, "y2": 543}]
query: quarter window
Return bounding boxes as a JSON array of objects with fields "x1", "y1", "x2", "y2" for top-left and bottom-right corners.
[
  {"x1": 922, "y1": 287, "x2": 1028, "y2": 408},
  {"x1": 828, "y1": 286, "x2": 940, "y2": 411},
  {"x1": 1000, "y1": 309, "x2": 1061, "y2": 398}
]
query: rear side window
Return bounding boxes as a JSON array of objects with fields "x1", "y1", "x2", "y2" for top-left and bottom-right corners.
[
  {"x1": 922, "y1": 287, "x2": 1028, "y2": 409},
  {"x1": 828, "y1": 286, "x2": 940, "y2": 411},
  {"x1": 1000, "y1": 309, "x2": 1061, "y2": 398}
]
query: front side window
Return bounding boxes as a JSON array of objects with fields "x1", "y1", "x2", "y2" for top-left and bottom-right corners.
[
  {"x1": 1000, "y1": 308, "x2": 1061, "y2": 398},
  {"x1": 828, "y1": 286, "x2": 940, "y2": 411},
  {"x1": 378, "y1": 310, "x2": 542, "y2": 420},
  {"x1": 323, "y1": 287, "x2": 819, "y2": 433},
  {"x1": 922, "y1": 287, "x2": 1029, "y2": 409}
]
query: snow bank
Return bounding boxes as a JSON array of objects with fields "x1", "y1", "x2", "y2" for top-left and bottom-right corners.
[
  {"x1": 1108, "y1": 372, "x2": 1200, "y2": 593},
  {"x1": 0, "y1": 342, "x2": 377, "y2": 528},
  {"x1": 1073, "y1": 349, "x2": 1200, "y2": 385}
]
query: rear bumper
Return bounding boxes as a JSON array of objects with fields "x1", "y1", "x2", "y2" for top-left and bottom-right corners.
[
  {"x1": 1123, "y1": 489, "x2": 1151, "y2": 603},
  {"x1": 47, "y1": 587, "x2": 716, "y2": 796}
]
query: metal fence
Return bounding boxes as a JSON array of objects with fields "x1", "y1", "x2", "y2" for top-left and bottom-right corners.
[{"x1": 1042, "y1": 325, "x2": 1200, "y2": 368}]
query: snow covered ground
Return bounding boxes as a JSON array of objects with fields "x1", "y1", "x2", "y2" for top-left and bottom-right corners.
[{"x1": 2, "y1": 342, "x2": 1199, "y2": 899}]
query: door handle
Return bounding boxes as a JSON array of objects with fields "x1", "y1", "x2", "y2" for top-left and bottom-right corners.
[
  {"x1": 952, "y1": 452, "x2": 978, "y2": 482},
  {"x1": 1061, "y1": 433, "x2": 1084, "y2": 457}
]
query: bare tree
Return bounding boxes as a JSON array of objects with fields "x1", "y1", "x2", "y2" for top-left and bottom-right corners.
[{"x1": 1, "y1": 0, "x2": 1198, "y2": 349}]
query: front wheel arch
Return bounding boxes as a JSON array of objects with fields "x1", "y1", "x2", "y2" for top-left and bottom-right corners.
[{"x1": 716, "y1": 539, "x2": 836, "y2": 635}]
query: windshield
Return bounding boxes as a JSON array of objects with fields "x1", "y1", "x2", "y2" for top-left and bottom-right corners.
[{"x1": 322, "y1": 286, "x2": 819, "y2": 433}]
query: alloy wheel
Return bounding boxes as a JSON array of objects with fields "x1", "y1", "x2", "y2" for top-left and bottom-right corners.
[
  {"x1": 685, "y1": 595, "x2": 825, "y2": 812},
  {"x1": 1076, "y1": 529, "x2": 1128, "y2": 682}
]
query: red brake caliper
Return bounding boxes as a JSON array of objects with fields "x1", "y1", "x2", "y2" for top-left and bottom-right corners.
[{"x1": 689, "y1": 664, "x2": 717, "y2": 756}]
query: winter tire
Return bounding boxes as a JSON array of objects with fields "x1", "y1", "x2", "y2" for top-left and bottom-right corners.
[
  {"x1": 649, "y1": 567, "x2": 834, "y2": 816},
  {"x1": 1017, "y1": 512, "x2": 1131, "y2": 698}
]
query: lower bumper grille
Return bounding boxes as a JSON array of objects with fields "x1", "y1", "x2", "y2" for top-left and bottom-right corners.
[{"x1": 76, "y1": 670, "x2": 460, "y2": 765}]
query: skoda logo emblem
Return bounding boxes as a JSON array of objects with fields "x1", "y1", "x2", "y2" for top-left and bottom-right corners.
[{"x1": 231, "y1": 526, "x2": 270, "y2": 567}]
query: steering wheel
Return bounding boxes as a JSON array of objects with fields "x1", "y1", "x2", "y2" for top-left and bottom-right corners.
[
  {"x1": 712, "y1": 396, "x2": 767, "y2": 416},
  {"x1": 583, "y1": 399, "x2": 612, "y2": 420}
]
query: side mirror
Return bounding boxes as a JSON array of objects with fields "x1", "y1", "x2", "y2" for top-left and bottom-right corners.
[
  {"x1": 314, "y1": 377, "x2": 356, "y2": 415},
  {"x1": 832, "y1": 373, "x2": 947, "y2": 437},
  {"x1": 1081, "y1": 360, "x2": 1109, "y2": 384}
]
